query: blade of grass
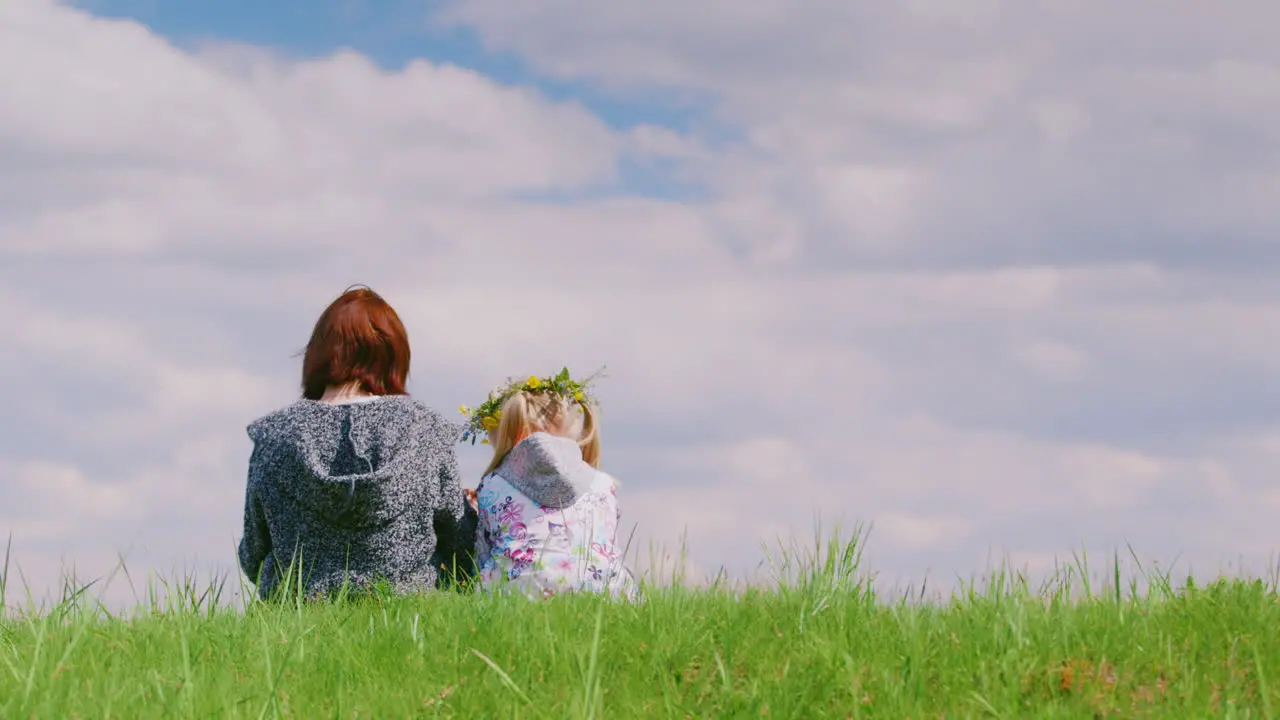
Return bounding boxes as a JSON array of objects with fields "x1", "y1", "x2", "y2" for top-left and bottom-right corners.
[
  {"x1": 1254, "y1": 641, "x2": 1274, "y2": 720},
  {"x1": 0, "y1": 534, "x2": 11, "y2": 614},
  {"x1": 471, "y1": 648, "x2": 533, "y2": 705},
  {"x1": 582, "y1": 604, "x2": 605, "y2": 719}
]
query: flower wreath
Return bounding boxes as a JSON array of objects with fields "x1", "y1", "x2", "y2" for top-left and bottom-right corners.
[{"x1": 458, "y1": 366, "x2": 604, "y2": 445}]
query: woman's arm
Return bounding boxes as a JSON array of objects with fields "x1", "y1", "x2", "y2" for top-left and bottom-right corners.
[
  {"x1": 237, "y1": 444, "x2": 272, "y2": 584},
  {"x1": 432, "y1": 440, "x2": 478, "y2": 587}
]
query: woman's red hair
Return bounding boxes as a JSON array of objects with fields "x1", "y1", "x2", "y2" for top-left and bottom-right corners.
[{"x1": 301, "y1": 286, "x2": 411, "y2": 400}]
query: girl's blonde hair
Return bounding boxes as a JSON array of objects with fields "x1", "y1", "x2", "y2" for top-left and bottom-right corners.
[{"x1": 483, "y1": 390, "x2": 600, "y2": 476}]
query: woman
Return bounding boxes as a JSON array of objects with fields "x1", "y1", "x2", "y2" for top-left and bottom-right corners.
[{"x1": 237, "y1": 286, "x2": 476, "y2": 600}]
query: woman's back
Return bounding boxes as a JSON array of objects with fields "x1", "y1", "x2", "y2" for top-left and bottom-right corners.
[{"x1": 239, "y1": 396, "x2": 475, "y2": 599}]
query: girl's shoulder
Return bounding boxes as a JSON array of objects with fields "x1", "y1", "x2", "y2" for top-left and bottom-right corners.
[
  {"x1": 480, "y1": 468, "x2": 616, "y2": 506},
  {"x1": 476, "y1": 473, "x2": 538, "y2": 515},
  {"x1": 591, "y1": 469, "x2": 619, "y2": 489},
  {"x1": 477, "y1": 471, "x2": 510, "y2": 493}
]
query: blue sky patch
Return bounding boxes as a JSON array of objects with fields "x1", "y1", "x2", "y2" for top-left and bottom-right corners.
[{"x1": 80, "y1": 0, "x2": 705, "y2": 135}]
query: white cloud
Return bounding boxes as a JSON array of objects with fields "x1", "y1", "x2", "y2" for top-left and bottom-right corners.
[
  {"x1": 441, "y1": 0, "x2": 1280, "y2": 268},
  {"x1": 1029, "y1": 97, "x2": 1091, "y2": 145},
  {"x1": 1, "y1": 0, "x2": 1279, "y2": 607},
  {"x1": 1013, "y1": 339, "x2": 1088, "y2": 382},
  {"x1": 1, "y1": 461, "x2": 131, "y2": 539},
  {"x1": 877, "y1": 513, "x2": 969, "y2": 552},
  {"x1": 0, "y1": 2, "x2": 641, "y2": 259}
]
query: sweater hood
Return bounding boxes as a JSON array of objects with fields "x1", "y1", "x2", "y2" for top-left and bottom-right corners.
[
  {"x1": 492, "y1": 432, "x2": 594, "y2": 509},
  {"x1": 247, "y1": 397, "x2": 457, "y2": 528}
]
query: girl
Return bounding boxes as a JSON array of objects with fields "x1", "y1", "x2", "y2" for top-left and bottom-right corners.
[{"x1": 461, "y1": 369, "x2": 636, "y2": 600}]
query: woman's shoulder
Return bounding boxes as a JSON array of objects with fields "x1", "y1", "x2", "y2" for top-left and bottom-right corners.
[
  {"x1": 398, "y1": 396, "x2": 454, "y2": 425},
  {"x1": 246, "y1": 399, "x2": 311, "y2": 444},
  {"x1": 389, "y1": 397, "x2": 463, "y2": 440}
]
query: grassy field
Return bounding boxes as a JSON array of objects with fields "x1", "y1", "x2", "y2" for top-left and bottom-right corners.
[{"x1": 4, "y1": 536, "x2": 1280, "y2": 718}]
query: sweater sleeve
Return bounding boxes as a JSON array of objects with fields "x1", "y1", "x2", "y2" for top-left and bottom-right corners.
[
  {"x1": 237, "y1": 441, "x2": 272, "y2": 584},
  {"x1": 431, "y1": 426, "x2": 478, "y2": 587}
]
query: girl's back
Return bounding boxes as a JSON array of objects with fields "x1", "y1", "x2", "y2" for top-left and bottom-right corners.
[{"x1": 474, "y1": 431, "x2": 634, "y2": 599}]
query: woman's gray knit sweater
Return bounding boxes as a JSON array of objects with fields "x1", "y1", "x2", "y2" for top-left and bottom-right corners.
[{"x1": 237, "y1": 396, "x2": 477, "y2": 599}]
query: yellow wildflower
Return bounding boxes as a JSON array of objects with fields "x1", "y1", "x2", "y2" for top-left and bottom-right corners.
[
  {"x1": 526, "y1": 376, "x2": 543, "y2": 390},
  {"x1": 494, "y1": 409, "x2": 503, "y2": 420},
  {"x1": 480, "y1": 438, "x2": 489, "y2": 445},
  {"x1": 458, "y1": 404, "x2": 470, "y2": 416},
  {"x1": 573, "y1": 391, "x2": 584, "y2": 403},
  {"x1": 481, "y1": 415, "x2": 499, "y2": 431}
]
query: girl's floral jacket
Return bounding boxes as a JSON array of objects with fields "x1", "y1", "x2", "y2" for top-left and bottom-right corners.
[{"x1": 474, "y1": 432, "x2": 636, "y2": 600}]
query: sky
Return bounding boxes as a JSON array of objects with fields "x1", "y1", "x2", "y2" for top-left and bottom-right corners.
[{"x1": 2, "y1": 0, "x2": 1279, "y2": 606}]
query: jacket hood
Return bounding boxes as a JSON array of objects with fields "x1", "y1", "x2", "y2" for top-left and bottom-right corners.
[
  {"x1": 492, "y1": 432, "x2": 594, "y2": 509},
  {"x1": 247, "y1": 397, "x2": 456, "y2": 528}
]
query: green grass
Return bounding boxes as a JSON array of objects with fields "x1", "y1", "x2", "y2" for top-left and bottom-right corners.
[{"x1": 4, "y1": 532, "x2": 1280, "y2": 718}]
